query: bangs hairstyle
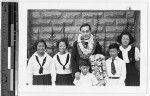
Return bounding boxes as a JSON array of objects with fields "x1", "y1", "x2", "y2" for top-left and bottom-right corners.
[
  {"x1": 56, "y1": 38, "x2": 69, "y2": 49},
  {"x1": 80, "y1": 23, "x2": 91, "y2": 31},
  {"x1": 109, "y1": 43, "x2": 119, "y2": 50},
  {"x1": 79, "y1": 59, "x2": 91, "y2": 67},
  {"x1": 35, "y1": 39, "x2": 47, "y2": 49},
  {"x1": 117, "y1": 31, "x2": 135, "y2": 45}
]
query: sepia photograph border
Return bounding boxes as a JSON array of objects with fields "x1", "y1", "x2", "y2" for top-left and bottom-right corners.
[{"x1": 18, "y1": 1, "x2": 148, "y2": 96}]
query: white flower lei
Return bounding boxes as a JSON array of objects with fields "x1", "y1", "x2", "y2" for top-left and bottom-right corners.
[{"x1": 77, "y1": 34, "x2": 94, "y2": 55}]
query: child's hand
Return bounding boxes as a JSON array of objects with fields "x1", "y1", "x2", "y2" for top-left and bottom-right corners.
[{"x1": 75, "y1": 72, "x2": 80, "y2": 80}]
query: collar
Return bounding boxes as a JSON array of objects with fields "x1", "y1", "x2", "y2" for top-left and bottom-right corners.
[
  {"x1": 34, "y1": 51, "x2": 47, "y2": 58},
  {"x1": 80, "y1": 72, "x2": 90, "y2": 77},
  {"x1": 110, "y1": 56, "x2": 119, "y2": 60},
  {"x1": 119, "y1": 45, "x2": 131, "y2": 52},
  {"x1": 58, "y1": 51, "x2": 68, "y2": 56}
]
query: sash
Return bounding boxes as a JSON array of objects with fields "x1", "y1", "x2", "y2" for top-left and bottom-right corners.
[
  {"x1": 35, "y1": 56, "x2": 47, "y2": 74},
  {"x1": 57, "y1": 54, "x2": 69, "y2": 70}
]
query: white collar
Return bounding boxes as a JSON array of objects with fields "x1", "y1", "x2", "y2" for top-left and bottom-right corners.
[
  {"x1": 110, "y1": 56, "x2": 119, "y2": 60},
  {"x1": 58, "y1": 51, "x2": 68, "y2": 56},
  {"x1": 34, "y1": 51, "x2": 47, "y2": 58},
  {"x1": 119, "y1": 45, "x2": 131, "y2": 52},
  {"x1": 80, "y1": 72, "x2": 90, "y2": 77}
]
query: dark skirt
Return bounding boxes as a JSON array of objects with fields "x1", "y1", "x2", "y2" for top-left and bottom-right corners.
[
  {"x1": 56, "y1": 74, "x2": 73, "y2": 85},
  {"x1": 33, "y1": 74, "x2": 52, "y2": 85},
  {"x1": 125, "y1": 63, "x2": 140, "y2": 86}
]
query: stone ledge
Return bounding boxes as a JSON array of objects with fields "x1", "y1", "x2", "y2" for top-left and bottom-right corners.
[
  {"x1": 94, "y1": 19, "x2": 115, "y2": 26},
  {"x1": 82, "y1": 12, "x2": 103, "y2": 19},
  {"x1": 126, "y1": 11, "x2": 134, "y2": 18},
  {"x1": 41, "y1": 11, "x2": 62, "y2": 19},
  {"x1": 31, "y1": 27, "x2": 52, "y2": 33},
  {"x1": 74, "y1": 19, "x2": 93, "y2": 26},
  {"x1": 65, "y1": 26, "x2": 80, "y2": 34},
  {"x1": 106, "y1": 26, "x2": 125, "y2": 33},
  {"x1": 31, "y1": 12, "x2": 41, "y2": 18},
  {"x1": 32, "y1": 19, "x2": 74, "y2": 26},
  {"x1": 62, "y1": 12, "x2": 82, "y2": 19},
  {"x1": 104, "y1": 11, "x2": 126, "y2": 18},
  {"x1": 116, "y1": 19, "x2": 127, "y2": 25}
]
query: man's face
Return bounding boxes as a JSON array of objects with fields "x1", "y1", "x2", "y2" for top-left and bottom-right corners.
[
  {"x1": 109, "y1": 48, "x2": 118, "y2": 59},
  {"x1": 80, "y1": 26, "x2": 91, "y2": 40}
]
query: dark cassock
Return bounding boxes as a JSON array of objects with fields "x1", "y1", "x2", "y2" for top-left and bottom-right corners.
[{"x1": 71, "y1": 34, "x2": 102, "y2": 76}]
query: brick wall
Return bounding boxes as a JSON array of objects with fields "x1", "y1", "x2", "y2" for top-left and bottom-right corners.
[{"x1": 27, "y1": 10, "x2": 139, "y2": 58}]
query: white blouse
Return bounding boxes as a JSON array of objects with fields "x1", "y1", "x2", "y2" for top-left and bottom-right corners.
[
  {"x1": 73, "y1": 73, "x2": 98, "y2": 86},
  {"x1": 119, "y1": 45, "x2": 140, "y2": 63},
  {"x1": 106, "y1": 56, "x2": 126, "y2": 84},
  {"x1": 27, "y1": 52, "x2": 54, "y2": 85},
  {"x1": 52, "y1": 52, "x2": 72, "y2": 82}
]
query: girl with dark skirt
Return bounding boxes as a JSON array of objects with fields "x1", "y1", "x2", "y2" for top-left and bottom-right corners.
[
  {"x1": 117, "y1": 32, "x2": 140, "y2": 86},
  {"x1": 27, "y1": 39, "x2": 54, "y2": 85},
  {"x1": 52, "y1": 38, "x2": 73, "y2": 85}
]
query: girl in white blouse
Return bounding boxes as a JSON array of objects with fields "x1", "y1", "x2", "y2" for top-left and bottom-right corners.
[
  {"x1": 27, "y1": 39, "x2": 54, "y2": 85},
  {"x1": 52, "y1": 38, "x2": 73, "y2": 85},
  {"x1": 117, "y1": 32, "x2": 140, "y2": 86}
]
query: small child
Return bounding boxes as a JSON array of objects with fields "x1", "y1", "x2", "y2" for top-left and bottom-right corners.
[
  {"x1": 106, "y1": 43, "x2": 126, "y2": 86},
  {"x1": 73, "y1": 59, "x2": 98, "y2": 86}
]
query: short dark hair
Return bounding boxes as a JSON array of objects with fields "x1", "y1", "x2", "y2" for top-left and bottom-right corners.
[
  {"x1": 80, "y1": 23, "x2": 91, "y2": 31},
  {"x1": 35, "y1": 39, "x2": 47, "y2": 50},
  {"x1": 56, "y1": 38, "x2": 69, "y2": 49},
  {"x1": 117, "y1": 31, "x2": 135, "y2": 45},
  {"x1": 109, "y1": 43, "x2": 119, "y2": 50},
  {"x1": 79, "y1": 59, "x2": 90, "y2": 67}
]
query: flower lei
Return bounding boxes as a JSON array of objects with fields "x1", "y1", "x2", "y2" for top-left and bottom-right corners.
[
  {"x1": 89, "y1": 54, "x2": 107, "y2": 86},
  {"x1": 77, "y1": 34, "x2": 96, "y2": 59}
]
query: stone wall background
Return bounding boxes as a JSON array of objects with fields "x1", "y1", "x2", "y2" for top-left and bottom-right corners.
[{"x1": 27, "y1": 10, "x2": 140, "y2": 58}]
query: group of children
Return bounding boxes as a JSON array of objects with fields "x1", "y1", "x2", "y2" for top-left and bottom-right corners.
[
  {"x1": 27, "y1": 23, "x2": 140, "y2": 86},
  {"x1": 26, "y1": 40, "x2": 139, "y2": 86},
  {"x1": 74, "y1": 43, "x2": 126, "y2": 86}
]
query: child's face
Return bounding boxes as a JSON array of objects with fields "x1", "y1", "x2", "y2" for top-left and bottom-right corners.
[
  {"x1": 121, "y1": 35, "x2": 130, "y2": 46},
  {"x1": 109, "y1": 48, "x2": 119, "y2": 59},
  {"x1": 79, "y1": 66, "x2": 90, "y2": 75},
  {"x1": 59, "y1": 41, "x2": 67, "y2": 53}
]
